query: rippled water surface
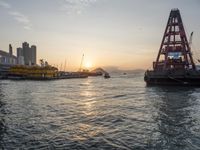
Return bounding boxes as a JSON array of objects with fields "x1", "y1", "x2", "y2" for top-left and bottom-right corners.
[{"x1": 1, "y1": 71, "x2": 200, "y2": 149}]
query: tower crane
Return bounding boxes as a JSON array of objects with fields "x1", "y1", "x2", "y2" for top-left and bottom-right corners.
[
  {"x1": 189, "y1": 32, "x2": 193, "y2": 48},
  {"x1": 79, "y1": 54, "x2": 84, "y2": 72}
]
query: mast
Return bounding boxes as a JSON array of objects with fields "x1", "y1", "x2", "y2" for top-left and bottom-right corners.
[
  {"x1": 64, "y1": 59, "x2": 66, "y2": 72},
  {"x1": 60, "y1": 63, "x2": 63, "y2": 71}
]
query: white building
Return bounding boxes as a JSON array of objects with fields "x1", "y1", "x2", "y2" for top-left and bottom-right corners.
[{"x1": 0, "y1": 44, "x2": 17, "y2": 65}]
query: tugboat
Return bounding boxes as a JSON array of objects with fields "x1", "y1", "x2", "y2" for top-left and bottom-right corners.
[
  {"x1": 104, "y1": 72, "x2": 110, "y2": 79},
  {"x1": 144, "y1": 9, "x2": 200, "y2": 86}
]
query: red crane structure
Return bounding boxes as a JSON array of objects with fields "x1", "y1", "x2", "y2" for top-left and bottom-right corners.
[
  {"x1": 154, "y1": 8, "x2": 196, "y2": 71},
  {"x1": 144, "y1": 9, "x2": 200, "y2": 86}
]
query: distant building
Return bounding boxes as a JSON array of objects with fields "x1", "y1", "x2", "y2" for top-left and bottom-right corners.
[
  {"x1": 23, "y1": 42, "x2": 31, "y2": 65},
  {"x1": 17, "y1": 48, "x2": 24, "y2": 65},
  {"x1": 0, "y1": 43, "x2": 37, "y2": 78},
  {"x1": 17, "y1": 42, "x2": 37, "y2": 66},
  {"x1": 31, "y1": 45, "x2": 36, "y2": 65},
  {"x1": 0, "y1": 42, "x2": 37, "y2": 66},
  {"x1": 0, "y1": 44, "x2": 17, "y2": 65},
  {"x1": 9, "y1": 44, "x2": 12, "y2": 56}
]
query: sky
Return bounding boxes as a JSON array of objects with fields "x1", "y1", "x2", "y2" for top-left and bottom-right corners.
[{"x1": 0, "y1": 0, "x2": 200, "y2": 71}]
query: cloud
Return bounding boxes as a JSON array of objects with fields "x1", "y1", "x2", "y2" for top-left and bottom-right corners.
[
  {"x1": 61, "y1": 0, "x2": 97, "y2": 15},
  {"x1": 9, "y1": 11, "x2": 32, "y2": 30},
  {"x1": 0, "y1": 0, "x2": 32, "y2": 30},
  {"x1": 0, "y1": 0, "x2": 11, "y2": 9},
  {"x1": 9, "y1": 11, "x2": 30, "y2": 24}
]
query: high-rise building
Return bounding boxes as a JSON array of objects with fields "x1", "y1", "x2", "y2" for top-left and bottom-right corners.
[
  {"x1": 31, "y1": 45, "x2": 36, "y2": 65},
  {"x1": 9, "y1": 44, "x2": 12, "y2": 56},
  {"x1": 19, "y1": 42, "x2": 37, "y2": 66},
  {"x1": 22, "y1": 42, "x2": 30, "y2": 65},
  {"x1": 17, "y1": 48, "x2": 24, "y2": 65}
]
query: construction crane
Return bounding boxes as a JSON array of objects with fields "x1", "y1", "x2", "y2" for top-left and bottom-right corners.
[
  {"x1": 79, "y1": 54, "x2": 84, "y2": 72},
  {"x1": 189, "y1": 32, "x2": 193, "y2": 48},
  {"x1": 189, "y1": 32, "x2": 200, "y2": 63},
  {"x1": 189, "y1": 32, "x2": 195, "y2": 61}
]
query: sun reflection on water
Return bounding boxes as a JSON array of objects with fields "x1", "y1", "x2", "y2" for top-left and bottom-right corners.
[
  {"x1": 70, "y1": 79, "x2": 103, "y2": 141},
  {"x1": 80, "y1": 79, "x2": 98, "y2": 116}
]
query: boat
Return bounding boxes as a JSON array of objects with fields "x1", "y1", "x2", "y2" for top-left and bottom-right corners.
[
  {"x1": 59, "y1": 72, "x2": 88, "y2": 79},
  {"x1": 104, "y1": 73, "x2": 110, "y2": 79},
  {"x1": 8, "y1": 65, "x2": 59, "y2": 80},
  {"x1": 78, "y1": 69, "x2": 103, "y2": 77},
  {"x1": 144, "y1": 9, "x2": 200, "y2": 86}
]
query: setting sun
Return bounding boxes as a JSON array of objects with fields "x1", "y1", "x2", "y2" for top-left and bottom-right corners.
[{"x1": 84, "y1": 61, "x2": 93, "y2": 69}]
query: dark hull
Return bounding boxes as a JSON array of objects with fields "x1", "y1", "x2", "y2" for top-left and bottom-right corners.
[
  {"x1": 145, "y1": 77, "x2": 200, "y2": 86},
  {"x1": 144, "y1": 70, "x2": 200, "y2": 86},
  {"x1": 59, "y1": 75, "x2": 88, "y2": 79},
  {"x1": 7, "y1": 75, "x2": 58, "y2": 81}
]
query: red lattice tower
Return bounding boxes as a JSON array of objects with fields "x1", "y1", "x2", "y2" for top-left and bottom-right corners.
[{"x1": 154, "y1": 9, "x2": 196, "y2": 71}]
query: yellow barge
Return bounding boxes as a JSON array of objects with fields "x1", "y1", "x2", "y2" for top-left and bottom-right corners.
[{"x1": 8, "y1": 65, "x2": 59, "y2": 80}]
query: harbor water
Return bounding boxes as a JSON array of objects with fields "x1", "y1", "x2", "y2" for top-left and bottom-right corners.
[{"x1": 0, "y1": 70, "x2": 200, "y2": 149}]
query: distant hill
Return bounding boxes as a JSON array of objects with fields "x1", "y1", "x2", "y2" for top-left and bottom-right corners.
[
  {"x1": 91, "y1": 67, "x2": 108, "y2": 74},
  {"x1": 91, "y1": 67, "x2": 145, "y2": 74}
]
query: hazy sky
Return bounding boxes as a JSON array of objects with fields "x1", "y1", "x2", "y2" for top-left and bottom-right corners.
[{"x1": 0, "y1": 0, "x2": 200, "y2": 70}]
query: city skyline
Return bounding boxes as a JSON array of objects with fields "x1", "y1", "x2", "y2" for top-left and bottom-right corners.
[{"x1": 0, "y1": 0, "x2": 200, "y2": 70}]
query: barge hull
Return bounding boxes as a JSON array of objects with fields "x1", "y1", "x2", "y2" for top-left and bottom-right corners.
[
  {"x1": 145, "y1": 77, "x2": 200, "y2": 86},
  {"x1": 144, "y1": 70, "x2": 200, "y2": 86}
]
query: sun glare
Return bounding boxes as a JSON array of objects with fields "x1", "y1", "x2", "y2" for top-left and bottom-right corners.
[{"x1": 84, "y1": 61, "x2": 93, "y2": 69}]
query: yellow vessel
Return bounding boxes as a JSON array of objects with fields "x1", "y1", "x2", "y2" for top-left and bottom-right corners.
[{"x1": 9, "y1": 65, "x2": 59, "y2": 80}]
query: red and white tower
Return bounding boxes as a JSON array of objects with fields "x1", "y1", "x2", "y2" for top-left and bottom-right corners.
[{"x1": 153, "y1": 9, "x2": 196, "y2": 71}]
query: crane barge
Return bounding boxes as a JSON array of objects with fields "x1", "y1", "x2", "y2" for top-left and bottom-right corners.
[{"x1": 144, "y1": 9, "x2": 200, "y2": 86}]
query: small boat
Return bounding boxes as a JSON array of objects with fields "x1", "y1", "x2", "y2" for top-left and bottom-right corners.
[
  {"x1": 104, "y1": 73, "x2": 110, "y2": 79},
  {"x1": 59, "y1": 72, "x2": 88, "y2": 79}
]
